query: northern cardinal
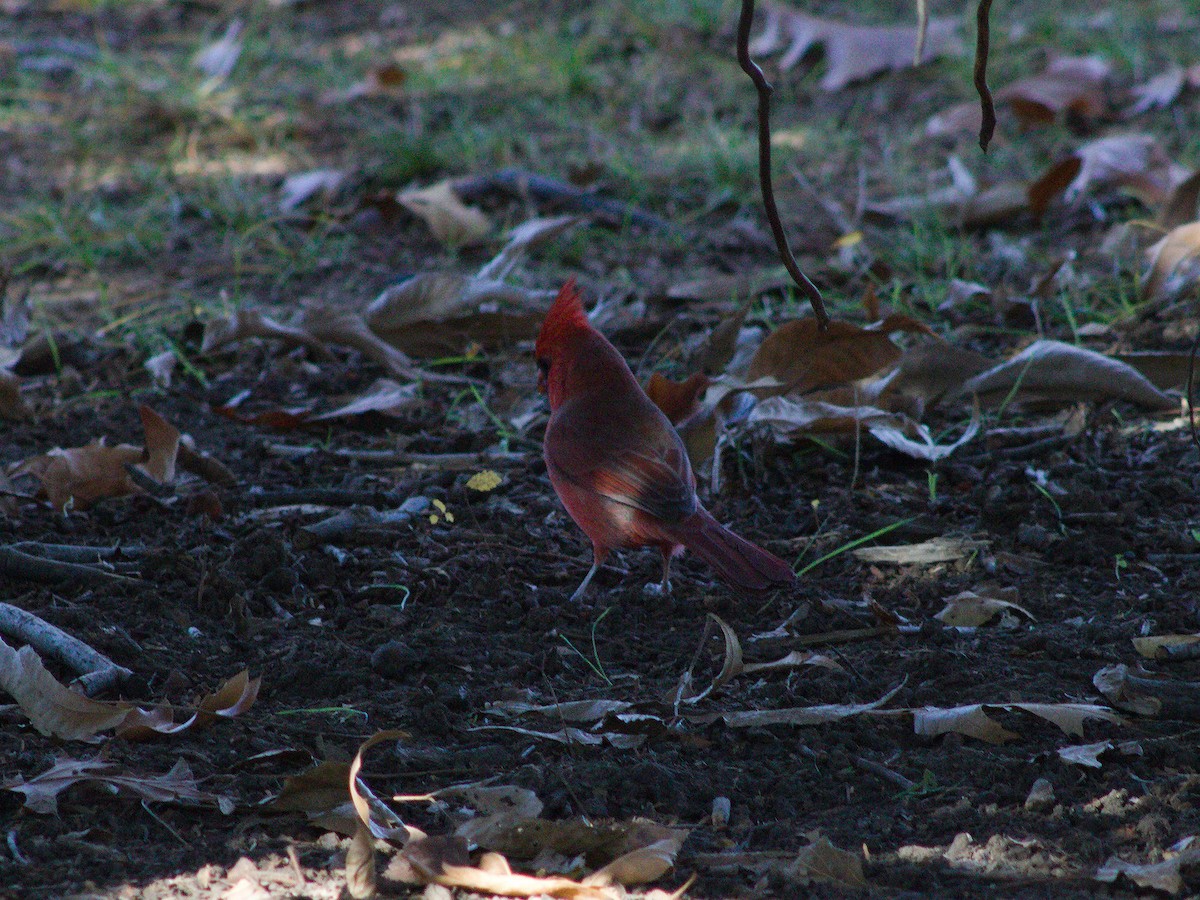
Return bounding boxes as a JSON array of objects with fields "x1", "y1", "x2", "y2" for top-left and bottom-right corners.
[{"x1": 536, "y1": 279, "x2": 795, "y2": 601}]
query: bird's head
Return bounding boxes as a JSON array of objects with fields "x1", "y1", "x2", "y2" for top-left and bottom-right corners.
[{"x1": 535, "y1": 277, "x2": 589, "y2": 399}]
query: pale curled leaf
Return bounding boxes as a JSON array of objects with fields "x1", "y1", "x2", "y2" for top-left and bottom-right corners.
[
  {"x1": 1133, "y1": 633, "x2": 1200, "y2": 659},
  {"x1": 1144, "y1": 221, "x2": 1200, "y2": 302},
  {"x1": 476, "y1": 214, "x2": 582, "y2": 282},
  {"x1": 1061, "y1": 134, "x2": 1187, "y2": 206},
  {"x1": 397, "y1": 180, "x2": 491, "y2": 246},
  {"x1": 1093, "y1": 664, "x2": 1162, "y2": 716},
  {"x1": 193, "y1": 19, "x2": 243, "y2": 81},
  {"x1": 311, "y1": 379, "x2": 421, "y2": 422},
  {"x1": 279, "y1": 168, "x2": 345, "y2": 212},
  {"x1": 1010, "y1": 703, "x2": 1124, "y2": 737},
  {"x1": 935, "y1": 590, "x2": 1036, "y2": 627},
  {"x1": 1095, "y1": 842, "x2": 1200, "y2": 895},
  {"x1": 1058, "y1": 740, "x2": 1114, "y2": 768},
  {"x1": 962, "y1": 340, "x2": 1177, "y2": 411}
]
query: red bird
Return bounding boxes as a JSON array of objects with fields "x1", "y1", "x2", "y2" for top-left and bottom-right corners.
[{"x1": 536, "y1": 278, "x2": 796, "y2": 601}]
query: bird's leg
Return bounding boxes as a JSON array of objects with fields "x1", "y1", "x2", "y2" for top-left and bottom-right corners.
[
  {"x1": 643, "y1": 548, "x2": 673, "y2": 597},
  {"x1": 569, "y1": 560, "x2": 601, "y2": 603}
]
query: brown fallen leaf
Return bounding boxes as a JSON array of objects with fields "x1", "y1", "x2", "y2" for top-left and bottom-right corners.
[
  {"x1": 645, "y1": 372, "x2": 709, "y2": 426},
  {"x1": 116, "y1": 669, "x2": 261, "y2": 740},
  {"x1": 201, "y1": 308, "x2": 331, "y2": 359},
  {"x1": 751, "y1": 1, "x2": 961, "y2": 90},
  {"x1": 1160, "y1": 169, "x2": 1200, "y2": 229},
  {"x1": 913, "y1": 705, "x2": 1018, "y2": 744},
  {"x1": 0, "y1": 640, "x2": 134, "y2": 740},
  {"x1": 852, "y1": 537, "x2": 984, "y2": 566},
  {"x1": 1143, "y1": 221, "x2": 1200, "y2": 301},
  {"x1": 747, "y1": 315, "x2": 932, "y2": 397},
  {"x1": 927, "y1": 54, "x2": 1112, "y2": 137},
  {"x1": 398, "y1": 180, "x2": 491, "y2": 246},
  {"x1": 13, "y1": 405, "x2": 181, "y2": 511},
  {"x1": 962, "y1": 340, "x2": 1178, "y2": 410},
  {"x1": 1132, "y1": 633, "x2": 1200, "y2": 659},
  {"x1": 0, "y1": 367, "x2": 29, "y2": 420},
  {"x1": 865, "y1": 158, "x2": 1035, "y2": 227}
]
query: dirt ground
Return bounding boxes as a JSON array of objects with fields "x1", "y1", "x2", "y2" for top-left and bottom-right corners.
[{"x1": 2, "y1": 1, "x2": 1200, "y2": 898}]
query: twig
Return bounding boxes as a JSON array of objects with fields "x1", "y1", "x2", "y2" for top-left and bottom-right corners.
[
  {"x1": 0, "y1": 602, "x2": 132, "y2": 696},
  {"x1": 973, "y1": 0, "x2": 996, "y2": 151},
  {"x1": 913, "y1": 0, "x2": 929, "y2": 65},
  {"x1": 245, "y1": 488, "x2": 408, "y2": 509},
  {"x1": 294, "y1": 498, "x2": 432, "y2": 549},
  {"x1": 453, "y1": 168, "x2": 673, "y2": 231},
  {"x1": 265, "y1": 443, "x2": 529, "y2": 469},
  {"x1": 6, "y1": 830, "x2": 29, "y2": 866},
  {"x1": 8, "y1": 542, "x2": 140, "y2": 563},
  {"x1": 851, "y1": 754, "x2": 915, "y2": 791},
  {"x1": 736, "y1": 0, "x2": 829, "y2": 328},
  {"x1": 0, "y1": 545, "x2": 138, "y2": 587},
  {"x1": 1120, "y1": 672, "x2": 1200, "y2": 720}
]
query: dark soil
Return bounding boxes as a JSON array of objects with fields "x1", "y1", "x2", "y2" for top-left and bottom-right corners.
[{"x1": 2, "y1": 348, "x2": 1199, "y2": 899}]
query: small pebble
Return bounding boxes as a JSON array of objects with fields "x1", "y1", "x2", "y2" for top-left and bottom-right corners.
[{"x1": 1024, "y1": 777, "x2": 1055, "y2": 812}]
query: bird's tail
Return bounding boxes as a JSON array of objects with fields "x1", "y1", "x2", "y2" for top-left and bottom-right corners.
[{"x1": 671, "y1": 508, "x2": 795, "y2": 594}]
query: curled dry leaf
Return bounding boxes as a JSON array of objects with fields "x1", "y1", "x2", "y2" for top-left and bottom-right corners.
[
  {"x1": 962, "y1": 340, "x2": 1177, "y2": 410},
  {"x1": 13, "y1": 405, "x2": 181, "y2": 511},
  {"x1": 751, "y1": 1, "x2": 961, "y2": 90},
  {"x1": 747, "y1": 316, "x2": 932, "y2": 397},
  {"x1": 1133, "y1": 633, "x2": 1200, "y2": 659},
  {"x1": 397, "y1": 180, "x2": 491, "y2": 246},
  {"x1": 935, "y1": 590, "x2": 1036, "y2": 627},
  {"x1": 311, "y1": 379, "x2": 421, "y2": 422},
  {"x1": 143, "y1": 349, "x2": 177, "y2": 388},
  {"x1": 299, "y1": 305, "x2": 420, "y2": 380},
  {"x1": 269, "y1": 760, "x2": 359, "y2": 835},
  {"x1": 673, "y1": 613, "x2": 743, "y2": 706},
  {"x1": 2, "y1": 757, "x2": 217, "y2": 815},
  {"x1": 1143, "y1": 221, "x2": 1200, "y2": 302},
  {"x1": 485, "y1": 698, "x2": 633, "y2": 722},
  {"x1": 1094, "y1": 664, "x2": 1161, "y2": 716},
  {"x1": 116, "y1": 669, "x2": 261, "y2": 740},
  {"x1": 926, "y1": 55, "x2": 1112, "y2": 137},
  {"x1": 1095, "y1": 840, "x2": 1200, "y2": 895},
  {"x1": 193, "y1": 19, "x2": 243, "y2": 82}
]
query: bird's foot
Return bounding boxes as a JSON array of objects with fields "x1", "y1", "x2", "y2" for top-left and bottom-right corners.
[{"x1": 643, "y1": 580, "x2": 672, "y2": 597}]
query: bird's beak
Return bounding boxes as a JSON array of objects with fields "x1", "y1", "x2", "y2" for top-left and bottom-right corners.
[{"x1": 537, "y1": 370, "x2": 547, "y2": 394}]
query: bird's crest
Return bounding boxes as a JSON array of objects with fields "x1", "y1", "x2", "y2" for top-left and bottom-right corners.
[{"x1": 536, "y1": 277, "x2": 589, "y2": 357}]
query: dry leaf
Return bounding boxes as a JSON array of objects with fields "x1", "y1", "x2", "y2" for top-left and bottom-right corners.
[
  {"x1": 193, "y1": 20, "x2": 243, "y2": 82},
  {"x1": 1010, "y1": 702, "x2": 1123, "y2": 737},
  {"x1": 935, "y1": 590, "x2": 1035, "y2": 627},
  {"x1": 476, "y1": 215, "x2": 582, "y2": 283},
  {"x1": 742, "y1": 650, "x2": 845, "y2": 675},
  {"x1": 1058, "y1": 740, "x2": 1115, "y2": 768},
  {"x1": 751, "y1": 1, "x2": 961, "y2": 90},
  {"x1": 1060, "y1": 134, "x2": 1187, "y2": 206},
  {"x1": 781, "y1": 836, "x2": 867, "y2": 889},
  {"x1": 364, "y1": 273, "x2": 552, "y2": 357},
  {"x1": 143, "y1": 350, "x2": 177, "y2": 388},
  {"x1": 963, "y1": 340, "x2": 1177, "y2": 410},
  {"x1": 3, "y1": 757, "x2": 215, "y2": 814},
  {"x1": 201, "y1": 308, "x2": 331, "y2": 358},
  {"x1": 674, "y1": 613, "x2": 744, "y2": 706},
  {"x1": 1144, "y1": 221, "x2": 1200, "y2": 301},
  {"x1": 279, "y1": 168, "x2": 345, "y2": 213},
  {"x1": 300, "y1": 306, "x2": 419, "y2": 380},
  {"x1": 0, "y1": 640, "x2": 134, "y2": 740},
  {"x1": 1127, "y1": 66, "x2": 1187, "y2": 116},
  {"x1": 747, "y1": 315, "x2": 932, "y2": 396},
  {"x1": 718, "y1": 682, "x2": 902, "y2": 727},
  {"x1": 1133, "y1": 633, "x2": 1200, "y2": 659},
  {"x1": 645, "y1": 373, "x2": 709, "y2": 426},
  {"x1": 1096, "y1": 840, "x2": 1200, "y2": 895},
  {"x1": 853, "y1": 537, "x2": 984, "y2": 565},
  {"x1": 116, "y1": 670, "x2": 261, "y2": 740},
  {"x1": 913, "y1": 705, "x2": 1019, "y2": 744},
  {"x1": 1160, "y1": 169, "x2": 1200, "y2": 229},
  {"x1": 321, "y1": 63, "x2": 407, "y2": 104},
  {"x1": 311, "y1": 379, "x2": 421, "y2": 421},
  {"x1": 486, "y1": 699, "x2": 633, "y2": 722},
  {"x1": 1093, "y1": 664, "x2": 1160, "y2": 716},
  {"x1": 397, "y1": 180, "x2": 491, "y2": 246},
  {"x1": 926, "y1": 55, "x2": 1111, "y2": 137}
]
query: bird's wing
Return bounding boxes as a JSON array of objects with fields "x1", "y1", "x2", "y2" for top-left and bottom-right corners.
[{"x1": 546, "y1": 395, "x2": 696, "y2": 524}]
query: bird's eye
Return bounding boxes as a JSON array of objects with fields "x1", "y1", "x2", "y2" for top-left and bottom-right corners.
[{"x1": 536, "y1": 358, "x2": 550, "y2": 376}]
